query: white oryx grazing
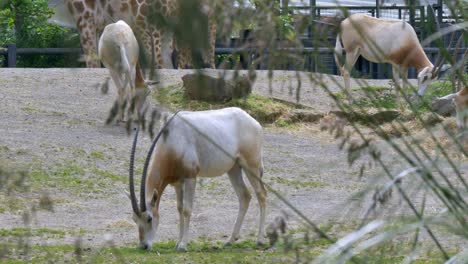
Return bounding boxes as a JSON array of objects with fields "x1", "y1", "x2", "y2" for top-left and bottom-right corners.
[
  {"x1": 127, "y1": 107, "x2": 267, "y2": 251},
  {"x1": 440, "y1": 87, "x2": 468, "y2": 129},
  {"x1": 98, "y1": 20, "x2": 147, "y2": 121},
  {"x1": 335, "y1": 14, "x2": 446, "y2": 100}
]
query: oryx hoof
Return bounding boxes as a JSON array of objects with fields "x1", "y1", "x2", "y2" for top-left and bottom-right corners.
[
  {"x1": 224, "y1": 236, "x2": 239, "y2": 247},
  {"x1": 224, "y1": 241, "x2": 232, "y2": 247},
  {"x1": 176, "y1": 243, "x2": 187, "y2": 252}
]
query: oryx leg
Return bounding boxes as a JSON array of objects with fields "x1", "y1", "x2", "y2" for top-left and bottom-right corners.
[
  {"x1": 455, "y1": 104, "x2": 467, "y2": 129},
  {"x1": 243, "y1": 164, "x2": 266, "y2": 245},
  {"x1": 392, "y1": 66, "x2": 401, "y2": 90},
  {"x1": 226, "y1": 163, "x2": 252, "y2": 245},
  {"x1": 109, "y1": 70, "x2": 126, "y2": 121},
  {"x1": 392, "y1": 66, "x2": 403, "y2": 105},
  {"x1": 176, "y1": 177, "x2": 197, "y2": 252},
  {"x1": 174, "y1": 183, "x2": 185, "y2": 245},
  {"x1": 401, "y1": 67, "x2": 409, "y2": 96},
  {"x1": 342, "y1": 48, "x2": 360, "y2": 101}
]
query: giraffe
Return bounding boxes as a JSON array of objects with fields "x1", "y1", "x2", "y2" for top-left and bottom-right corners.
[{"x1": 49, "y1": 0, "x2": 216, "y2": 69}]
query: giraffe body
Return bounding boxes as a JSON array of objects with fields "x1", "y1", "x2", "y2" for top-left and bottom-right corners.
[{"x1": 49, "y1": 0, "x2": 216, "y2": 69}]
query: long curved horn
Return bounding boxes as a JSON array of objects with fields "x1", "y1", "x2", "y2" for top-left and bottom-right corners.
[
  {"x1": 129, "y1": 128, "x2": 140, "y2": 216},
  {"x1": 140, "y1": 111, "x2": 181, "y2": 212},
  {"x1": 431, "y1": 32, "x2": 454, "y2": 78},
  {"x1": 429, "y1": 4, "x2": 444, "y2": 78},
  {"x1": 430, "y1": 7, "x2": 457, "y2": 79}
]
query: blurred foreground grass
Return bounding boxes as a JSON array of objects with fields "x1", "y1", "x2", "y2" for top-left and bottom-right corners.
[{"x1": 0, "y1": 238, "x2": 452, "y2": 264}]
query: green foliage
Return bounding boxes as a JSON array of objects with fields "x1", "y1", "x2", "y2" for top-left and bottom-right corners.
[
  {"x1": 276, "y1": 14, "x2": 295, "y2": 40},
  {"x1": 337, "y1": 81, "x2": 457, "y2": 113},
  {"x1": 215, "y1": 54, "x2": 241, "y2": 68},
  {"x1": 350, "y1": 86, "x2": 398, "y2": 110},
  {"x1": 414, "y1": 79, "x2": 457, "y2": 112},
  {"x1": 0, "y1": 0, "x2": 80, "y2": 67},
  {"x1": 0, "y1": 8, "x2": 15, "y2": 44}
]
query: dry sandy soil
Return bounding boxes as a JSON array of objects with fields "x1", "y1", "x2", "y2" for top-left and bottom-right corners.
[{"x1": 0, "y1": 69, "x2": 465, "y2": 249}]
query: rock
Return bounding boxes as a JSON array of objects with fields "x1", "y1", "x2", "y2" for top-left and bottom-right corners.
[
  {"x1": 431, "y1": 96, "x2": 455, "y2": 116},
  {"x1": 421, "y1": 112, "x2": 443, "y2": 126},
  {"x1": 182, "y1": 73, "x2": 252, "y2": 102},
  {"x1": 290, "y1": 109, "x2": 324, "y2": 123},
  {"x1": 369, "y1": 110, "x2": 400, "y2": 124},
  {"x1": 330, "y1": 108, "x2": 400, "y2": 124}
]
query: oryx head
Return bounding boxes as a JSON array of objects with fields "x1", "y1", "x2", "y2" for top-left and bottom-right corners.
[
  {"x1": 127, "y1": 113, "x2": 179, "y2": 250},
  {"x1": 127, "y1": 128, "x2": 160, "y2": 250},
  {"x1": 453, "y1": 88, "x2": 468, "y2": 129},
  {"x1": 417, "y1": 60, "x2": 450, "y2": 96},
  {"x1": 417, "y1": 66, "x2": 436, "y2": 96}
]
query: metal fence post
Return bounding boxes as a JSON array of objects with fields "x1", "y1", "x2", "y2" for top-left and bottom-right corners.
[
  {"x1": 309, "y1": 0, "x2": 316, "y2": 39},
  {"x1": 375, "y1": 0, "x2": 380, "y2": 18},
  {"x1": 409, "y1": 0, "x2": 415, "y2": 26},
  {"x1": 7, "y1": 44, "x2": 17, "y2": 67},
  {"x1": 437, "y1": 0, "x2": 443, "y2": 24}
]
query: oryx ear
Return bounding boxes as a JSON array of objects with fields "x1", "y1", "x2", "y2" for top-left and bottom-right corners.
[
  {"x1": 418, "y1": 66, "x2": 430, "y2": 79},
  {"x1": 150, "y1": 189, "x2": 158, "y2": 208}
]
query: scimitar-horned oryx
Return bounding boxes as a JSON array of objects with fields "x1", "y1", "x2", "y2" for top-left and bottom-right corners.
[{"x1": 126, "y1": 107, "x2": 267, "y2": 251}]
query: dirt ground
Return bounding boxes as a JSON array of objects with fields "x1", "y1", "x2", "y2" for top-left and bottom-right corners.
[{"x1": 0, "y1": 69, "x2": 465, "y2": 249}]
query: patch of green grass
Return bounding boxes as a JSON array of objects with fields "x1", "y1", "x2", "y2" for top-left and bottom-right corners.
[
  {"x1": 90, "y1": 151, "x2": 106, "y2": 160},
  {"x1": 415, "y1": 79, "x2": 454, "y2": 112},
  {"x1": 335, "y1": 86, "x2": 398, "y2": 110},
  {"x1": 30, "y1": 162, "x2": 105, "y2": 192},
  {"x1": 154, "y1": 85, "x2": 294, "y2": 123},
  {"x1": 15, "y1": 149, "x2": 28, "y2": 155},
  {"x1": 71, "y1": 147, "x2": 86, "y2": 157},
  {"x1": 271, "y1": 176, "x2": 328, "y2": 189},
  {"x1": 92, "y1": 168, "x2": 126, "y2": 183},
  {"x1": 275, "y1": 119, "x2": 294, "y2": 128},
  {"x1": 336, "y1": 81, "x2": 457, "y2": 113},
  {"x1": 1, "y1": 237, "x2": 452, "y2": 264},
  {"x1": 0, "y1": 195, "x2": 25, "y2": 213},
  {"x1": 20, "y1": 106, "x2": 43, "y2": 113},
  {"x1": 25, "y1": 159, "x2": 130, "y2": 194},
  {"x1": 0, "y1": 145, "x2": 9, "y2": 152},
  {"x1": 50, "y1": 111, "x2": 65, "y2": 117},
  {"x1": 0, "y1": 228, "x2": 67, "y2": 238},
  {"x1": 1, "y1": 239, "x2": 315, "y2": 263}
]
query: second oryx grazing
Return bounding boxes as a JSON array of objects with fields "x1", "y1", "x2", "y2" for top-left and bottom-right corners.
[
  {"x1": 98, "y1": 20, "x2": 147, "y2": 122},
  {"x1": 335, "y1": 14, "x2": 446, "y2": 100},
  {"x1": 127, "y1": 107, "x2": 267, "y2": 251},
  {"x1": 439, "y1": 87, "x2": 468, "y2": 129}
]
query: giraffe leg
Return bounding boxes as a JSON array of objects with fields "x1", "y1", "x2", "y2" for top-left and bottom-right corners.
[
  {"x1": 71, "y1": 3, "x2": 100, "y2": 68},
  {"x1": 160, "y1": 29, "x2": 175, "y2": 69},
  {"x1": 176, "y1": 44, "x2": 192, "y2": 69},
  {"x1": 205, "y1": 15, "x2": 217, "y2": 69}
]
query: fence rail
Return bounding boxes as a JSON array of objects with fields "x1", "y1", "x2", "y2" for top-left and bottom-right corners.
[
  {"x1": 2, "y1": 44, "x2": 466, "y2": 80},
  {"x1": 0, "y1": 46, "x2": 82, "y2": 67}
]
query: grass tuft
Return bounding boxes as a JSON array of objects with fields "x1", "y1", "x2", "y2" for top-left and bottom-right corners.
[{"x1": 154, "y1": 85, "x2": 294, "y2": 124}]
